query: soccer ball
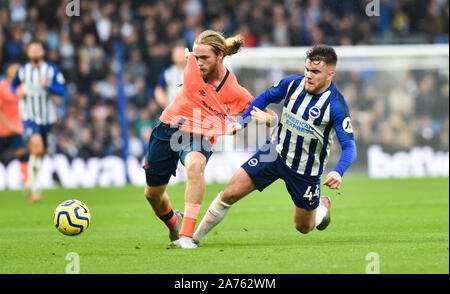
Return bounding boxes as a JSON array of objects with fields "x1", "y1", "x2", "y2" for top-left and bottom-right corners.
[{"x1": 53, "y1": 200, "x2": 91, "y2": 236}]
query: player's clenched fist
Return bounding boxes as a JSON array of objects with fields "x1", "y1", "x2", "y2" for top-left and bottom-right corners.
[
  {"x1": 225, "y1": 122, "x2": 242, "y2": 135},
  {"x1": 250, "y1": 107, "x2": 278, "y2": 127},
  {"x1": 185, "y1": 48, "x2": 191, "y2": 59},
  {"x1": 323, "y1": 171, "x2": 342, "y2": 190}
]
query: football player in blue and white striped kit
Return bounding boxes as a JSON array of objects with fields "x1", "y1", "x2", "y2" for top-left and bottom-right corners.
[
  {"x1": 154, "y1": 45, "x2": 186, "y2": 108},
  {"x1": 194, "y1": 45, "x2": 357, "y2": 245},
  {"x1": 11, "y1": 40, "x2": 65, "y2": 202}
]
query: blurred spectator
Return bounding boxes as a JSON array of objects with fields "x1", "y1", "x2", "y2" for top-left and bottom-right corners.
[
  {"x1": 78, "y1": 33, "x2": 105, "y2": 74},
  {"x1": 124, "y1": 49, "x2": 148, "y2": 81},
  {"x1": 78, "y1": 127, "x2": 95, "y2": 160},
  {"x1": 0, "y1": 0, "x2": 447, "y2": 162},
  {"x1": 3, "y1": 26, "x2": 23, "y2": 63},
  {"x1": 9, "y1": 0, "x2": 27, "y2": 24},
  {"x1": 134, "y1": 107, "x2": 155, "y2": 148},
  {"x1": 108, "y1": 123, "x2": 123, "y2": 156},
  {"x1": 59, "y1": 31, "x2": 76, "y2": 78},
  {"x1": 76, "y1": 60, "x2": 96, "y2": 94},
  {"x1": 131, "y1": 77, "x2": 150, "y2": 108},
  {"x1": 128, "y1": 127, "x2": 144, "y2": 158},
  {"x1": 95, "y1": 72, "x2": 117, "y2": 101}
]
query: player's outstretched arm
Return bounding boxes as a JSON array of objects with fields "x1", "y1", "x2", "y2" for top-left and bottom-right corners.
[
  {"x1": 250, "y1": 106, "x2": 278, "y2": 127},
  {"x1": 226, "y1": 106, "x2": 277, "y2": 135},
  {"x1": 238, "y1": 75, "x2": 298, "y2": 128},
  {"x1": 154, "y1": 86, "x2": 168, "y2": 108},
  {"x1": 238, "y1": 92, "x2": 278, "y2": 128},
  {"x1": 323, "y1": 140, "x2": 357, "y2": 190}
]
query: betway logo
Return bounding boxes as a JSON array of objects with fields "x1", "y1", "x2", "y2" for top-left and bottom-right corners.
[
  {"x1": 201, "y1": 100, "x2": 234, "y2": 122},
  {"x1": 368, "y1": 145, "x2": 448, "y2": 178}
]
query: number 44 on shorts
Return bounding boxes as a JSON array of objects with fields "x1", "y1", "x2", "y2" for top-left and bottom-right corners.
[{"x1": 303, "y1": 184, "x2": 319, "y2": 202}]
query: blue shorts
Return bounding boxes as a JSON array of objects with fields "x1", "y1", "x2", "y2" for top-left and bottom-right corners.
[
  {"x1": 241, "y1": 143, "x2": 321, "y2": 210},
  {"x1": 0, "y1": 135, "x2": 26, "y2": 150},
  {"x1": 143, "y1": 120, "x2": 213, "y2": 186},
  {"x1": 0, "y1": 135, "x2": 27, "y2": 163},
  {"x1": 22, "y1": 120, "x2": 53, "y2": 147}
]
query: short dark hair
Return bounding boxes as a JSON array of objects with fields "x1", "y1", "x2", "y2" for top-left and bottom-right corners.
[{"x1": 306, "y1": 45, "x2": 337, "y2": 66}]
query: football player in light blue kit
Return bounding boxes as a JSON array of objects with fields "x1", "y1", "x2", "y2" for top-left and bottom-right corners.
[
  {"x1": 193, "y1": 45, "x2": 357, "y2": 246},
  {"x1": 11, "y1": 40, "x2": 65, "y2": 202}
]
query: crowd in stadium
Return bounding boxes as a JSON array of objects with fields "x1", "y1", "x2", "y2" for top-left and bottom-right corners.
[
  {"x1": 0, "y1": 0, "x2": 448, "y2": 160},
  {"x1": 336, "y1": 67, "x2": 449, "y2": 154}
]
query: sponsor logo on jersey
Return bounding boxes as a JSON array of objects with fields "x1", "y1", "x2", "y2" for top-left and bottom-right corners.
[
  {"x1": 342, "y1": 117, "x2": 353, "y2": 133},
  {"x1": 201, "y1": 100, "x2": 234, "y2": 122},
  {"x1": 284, "y1": 112, "x2": 314, "y2": 135}
]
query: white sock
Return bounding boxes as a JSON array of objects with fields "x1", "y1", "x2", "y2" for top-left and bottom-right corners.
[
  {"x1": 28, "y1": 155, "x2": 42, "y2": 193},
  {"x1": 193, "y1": 192, "x2": 232, "y2": 244},
  {"x1": 26, "y1": 155, "x2": 36, "y2": 188},
  {"x1": 315, "y1": 202, "x2": 328, "y2": 228}
]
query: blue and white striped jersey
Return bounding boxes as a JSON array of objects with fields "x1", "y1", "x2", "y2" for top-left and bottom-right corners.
[
  {"x1": 241, "y1": 74, "x2": 355, "y2": 178},
  {"x1": 11, "y1": 61, "x2": 65, "y2": 125},
  {"x1": 157, "y1": 65, "x2": 184, "y2": 105}
]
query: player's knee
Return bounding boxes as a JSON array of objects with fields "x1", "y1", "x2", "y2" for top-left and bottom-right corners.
[
  {"x1": 185, "y1": 159, "x2": 205, "y2": 177},
  {"x1": 220, "y1": 189, "x2": 241, "y2": 205},
  {"x1": 29, "y1": 139, "x2": 45, "y2": 157},
  {"x1": 295, "y1": 223, "x2": 314, "y2": 234},
  {"x1": 220, "y1": 190, "x2": 234, "y2": 204},
  {"x1": 144, "y1": 186, "x2": 162, "y2": 201},
  {"x1": 30, "y1": 146, "x2": 44, "y2": 157},
  {"x1": 144, "y1": 188, "x2": 152, "y2": 200}
]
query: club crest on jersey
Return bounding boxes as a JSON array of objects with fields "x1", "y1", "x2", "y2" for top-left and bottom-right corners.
[
  {"x1": 342, "y1": 117, "x2": 353, "y2": 133},
  {"x1": 248, "y1": 158, "x2": 258, "y2": 167},
  {"x1": 309, "y1": 106, "x2": 321, "y2": 119}
]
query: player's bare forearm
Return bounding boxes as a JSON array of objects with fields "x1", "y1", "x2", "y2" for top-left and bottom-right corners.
[{"x1": 154, "y1": 86, "x2": 168, "y2": 108}]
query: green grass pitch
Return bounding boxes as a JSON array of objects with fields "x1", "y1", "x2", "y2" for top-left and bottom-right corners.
[{"x1": 0, "y1": 176, "x2": 448, "y2": 274}]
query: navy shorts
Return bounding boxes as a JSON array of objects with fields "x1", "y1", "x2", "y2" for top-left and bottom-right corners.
[
  {"x1": 0, "y1": 135, "x2": 27, "y2": 163},
  {"x1": 241, "y1": 143, "x2": 321, "y2": 210},
  {"x1": 143, "y1": 120, "x2": 213, "y2": 186},
  {"x1": 22, "y1": 120, "x2": 53, "y2": 147},
  {"x1": 0, "y1": 135, "x2": 26, "y2": 150}
]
